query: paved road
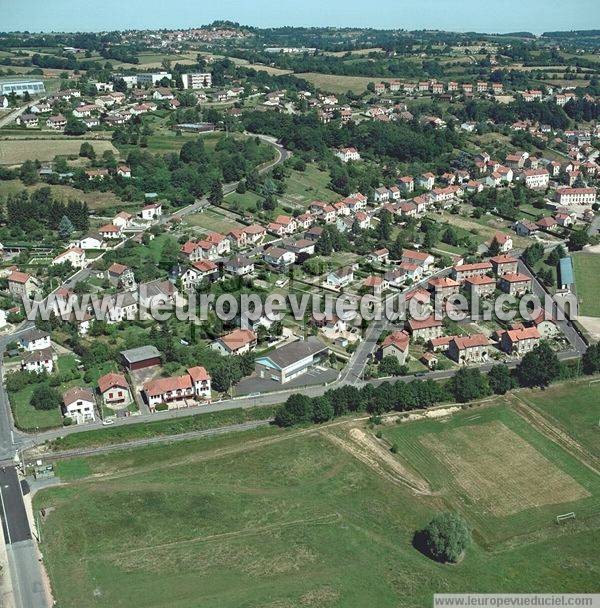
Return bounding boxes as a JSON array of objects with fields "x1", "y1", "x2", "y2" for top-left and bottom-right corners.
[
  {"x1": 0, "y1": 466, "x2": 47, "y2": 608},
  {"x1": 0, "y1": 105, "x2": 29, "y2": 129}
]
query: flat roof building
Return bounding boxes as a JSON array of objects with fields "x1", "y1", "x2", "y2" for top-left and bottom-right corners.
[{"x1": 0, "y1": 78, "x2": 45, "y2": 96}]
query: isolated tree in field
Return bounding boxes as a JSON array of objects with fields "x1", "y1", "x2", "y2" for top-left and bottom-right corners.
[
  {"x1": 79, "y1": 141, "x2": 96, "y2": 159},
  {"x1": 567, "y1": 230, "x2": 588, "y2": 252},
  {"x1": 30, "y1": 384, "x2": 62, "y2": 411},
  {"x1": 58, "y1": 215, "x2": 74, "y2": 239},
  {"x1": 422, "y1": 512, "x2": 471, "y2": 563},
  {"x1": 516, "y1": 341, "x2": 560, "y2": 387},
  {"x1": 488, "y1": 364, "x2": 513, "y2": 395}
]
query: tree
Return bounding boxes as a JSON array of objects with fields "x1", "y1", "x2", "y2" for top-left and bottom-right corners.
[
  {"x1": 421, "y1": 512, "x2": 471, "y2": 563},
  {"x1": 79, "y1": 142, "x2": 96, "y2": 159},
  {"x1": 516, "y1": 341, "x2": 560, "y2": 387},
  {"x1": 568, "y1": 230, "x2": 588, "y2": 252},
  {"x1": 379, "y1": 356, "x2": 408, "y2": 377},
  {"x1": 64, "y1": 116, "x2": 87, "y2": 136},
  {"x1": 274, "y1": 393, "x2": 313, "y2": 427},
  {"x1": 488, "y1": 236, "x2": 501, "y2": 256},
  {"x1": 209, "y1": 180, "x2": 224, "y2": 205},
  {"x1": 58, "y1": 215, "x2": 74, "y2": 239},
  {"x1": 522, "y1": 242, "x2": 544, "y2": 266},
  {"x1": 488, "y1": 364, "x2": 513, "y2": 394},
  {"x1": 450, "y1": 367, "x2": 489, "y2": 403},
  {"x1": 30, "y1": 384, "x2": 62, "y2": 411},
  {"x1": 582, "y1": 343, "x2": 600, "y2": 375},
  {"x1": 311, "y1": 396, "x2": 334, "y2": 423}
]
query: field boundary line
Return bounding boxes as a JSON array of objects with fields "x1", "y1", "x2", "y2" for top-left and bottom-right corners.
[
  {"x1": 511, "y1": 394, "x2": 600, "y2": 476},
  {"x1": 96, "y1": 512, "x2": 341, "y2": 559}
]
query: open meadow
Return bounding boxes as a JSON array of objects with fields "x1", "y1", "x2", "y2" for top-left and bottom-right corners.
[
  {"x1": 35, "y1": 385, "x2": 600, "y2": 608},
  {"x1": 0, "y1": 137, "x2": 118, "y2": 165}
]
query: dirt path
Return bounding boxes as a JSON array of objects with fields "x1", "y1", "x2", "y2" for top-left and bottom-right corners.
[
  {"x1": 321, "y1": 426, "x2": 432, "y2": 495},
  {"x1": 511, "y1": 394, "x2": 600, "y2": 476}
]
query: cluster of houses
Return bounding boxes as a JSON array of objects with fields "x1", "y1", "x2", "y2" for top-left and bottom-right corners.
[{"x1": 369, "y1": 239, "x2": 560, "y2": 372}]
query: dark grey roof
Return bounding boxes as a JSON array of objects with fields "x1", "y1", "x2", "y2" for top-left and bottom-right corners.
[
  {"x1": 120, "y1": 345, "x2": 161, "y2": 364},
  {"x1": 257, "y1": 337, "x2": 327, "y2": 370},
  {"x1": 21, "y1": 328, "x2": 49, "y2": 342},
  {"x1": 23, "y1": 347, "x2": 53, "y2": 363}
]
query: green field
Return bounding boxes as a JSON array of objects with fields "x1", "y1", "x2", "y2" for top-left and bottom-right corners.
[
  {"x1": 281, "y1": 165, "x2": 339, "y2": 208},
  {"x1": 515, "y1": 381, "x2": 600, "y2": 459},
  {"x1": 35, "y1": 394, "x2": 600, "y2": 608},
  {"x1": 296, "y1": 72, "x2": 399, "y2": 94},
  {"x1": 0, "y1": 138, "x2": 118, "y2": 165},
  {"x1": 572, "y1": 252, "x2": 600, "y2": 317},
  {"x1": 185, "y1": 207, "x2": 245, "y2": 233},
  {"x1": 10, "y1": 354, "x2": 79, "y2": 431}
]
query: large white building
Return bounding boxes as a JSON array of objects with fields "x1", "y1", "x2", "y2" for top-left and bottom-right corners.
[
  {"x1": 0, "y1": 78, "x2": 45, "y2": 96},
  {"x1": 555, "y1": 187, "x2": 597, "y2": 207},
  {"x1": 522, "y1": 168, "x2": 550, "y2": 190},
  {"x1": 181, "y1": 73, "x2": 212, "y2": 90}
]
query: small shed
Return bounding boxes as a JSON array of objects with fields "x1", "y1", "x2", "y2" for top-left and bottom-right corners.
[{"x1": 120, "y1": 345, "x2": 162, "y2": 371}]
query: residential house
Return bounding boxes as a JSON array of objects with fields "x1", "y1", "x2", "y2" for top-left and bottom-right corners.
[
  {"x1": 106, "y1": 291, "x2": 138, "y2": 324},
  {"x1": 8, "y1": 270, "x2": 40, "y2": 299},
  {"x1": 490, "y1": 255, "x2": 519, "y2": 276},
  {"x1": 448, "y1": 334, "x2": 489, "y2": 364},
  {"x1": 107, "y1": 262, "x2": 136, "y2": 290},
  {"x1": 406, "y1": 316, "x2": 444, "y2": 342},
  {"x1": 498, "y1": 272, "x2": 532, "y2": 296},
  {"x1": 500, "y1": 327, "x2": 541, "y2": 355},
  {"x1": 141, "y1": 203, "x2": 162, "y2": 221},
  {"x1": 244, "y1": 224, "x2": 267, "y2": 244},
  {"x1": 62, "y1": 387, "x2": 96, "y2": 424},
  {"x1": 98, "y1": 372, "x2": 132, "y2": 408},
  {"x1": 211, "y1": 328, "x2": 257, "y2": 356},
  {"x1": 514, "y1": 220, "x2": 538, "y2": 237},
  {"x1": 402, "y1": 249, "x2": 435, "y2": 271},
  {"x1": 264, "y1": 246, "x2": 296, "y2": 268},
  {"x1": 19, "y1": 328, "x2": 51, "y2": 352},
  {"x1": 98, "y1": 224, "x2": 123, "y2": 240},
  {"x1": 326, "y1": 266, "x2": 354, "y2": 289},
  {"x1": 224, "y1": 255, "x2": 254, "y2": 277},
  {"x1": 335, "y1": 147, "x2": 361, "y2": 163},
  {"x1": 21, "y1": 348, "x2": 54, "y2": 374},
  {"x1": 52, "y1": 247, "x2": 86, "y2": 269},
  {"x1": 489, "y1": 232, "x2": 513, "y2": 253},
  {"x1": 139, "y1": 279, "x2": 175, "y2": 309},
  {"x1": 555, "y1": 187, "x2": 596, "y2": 207},
  {"x1": 181, "y1": 260, "x2": 218, "y2": 290},
  {"x1": 522, "y1": 168, "x2": 550, "y2": 190},
  {"x1": 379, "y1": 330, "x2": 410, "y2": 366},
  {"x1": 143, "y1": 366, "x2": 211, "y2": 408}
]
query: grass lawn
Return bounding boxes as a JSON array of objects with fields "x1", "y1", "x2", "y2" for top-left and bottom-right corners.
[
  {"x1": 185, "y1": 207, "x2": 245, "y2": 233},
  {"x1": 10, "y1": 384, "x2": 62, "y2": 431},
  {"x1": 514, "y1": 380, "x2": 600, "y2": 459},
  {"x1": 116, "y1": 131, "x2": 225, "y2": 156},
  {"x1": 35, "y1": 404, "x2": 600, "y2": 608},
  {"x1": 296, "y1": 72, "x2": 398, "y2": 94},
  {"x1": 382, "y1": 403, "x2": 600, "y2": 546},
  {"x1": 0, "y1": 138, "x2": 118, "y2": 165},
  {"x1": 572, "y1": 252, "x2": 600, "y2": 317},
  {"x1": 280, "y1": 165, "x2": 339, "y2": 208},
  {"x1": 49, "y1": 404, "x2": 277, "y2": 451},
  {"x1": 224, "y1": 190, "x2": 263, "y2": 213}
]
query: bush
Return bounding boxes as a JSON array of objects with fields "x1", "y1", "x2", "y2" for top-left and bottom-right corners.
[
  {"x1": 30, "y1": 384, "x2": 62, "y2": 411},
  {"x1": 421, "y1": 512, "x2": 471, "y2": 563},
  {"x1": 154, "y1": 402, "x2": 169, "y2": 412}
]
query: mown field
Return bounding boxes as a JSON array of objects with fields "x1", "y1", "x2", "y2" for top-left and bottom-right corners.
[
  {"x1": 35, "y1": 386, "x2": 600, "y2": 608},
  {"x1": 296, "y1": 73, "x2": 399, "y2": 94},
  {"x1": 0, "y1": 137, "x2": 119, "y2": 165},
  {"x1": 572, "y1": 251, "x2": 600, "y2": 317}
]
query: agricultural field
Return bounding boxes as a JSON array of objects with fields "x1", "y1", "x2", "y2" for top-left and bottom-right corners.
[
  {"x1": 296, "y1": 72, "x2": 399, "y2": 94},
  {"x1": 0, "y1": 137, "x2": 118, "y2": 165},
  {"x1": 0, "y1": 179, "x2": 131, "y2": 211},
  {"x1": 572, "y1": 251, "x2": 600, "y2": 317},
  {"x1": 35, "y1": 395, "x2": 600, "y2": 608}
]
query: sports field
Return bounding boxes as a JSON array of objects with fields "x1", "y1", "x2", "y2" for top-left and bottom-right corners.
[
  {"x1": 572, "y1": 251, "x2": 600, "y2": 317},
  {"x1": 35, "y1": 396, "x2": 600, "y2": 607}
]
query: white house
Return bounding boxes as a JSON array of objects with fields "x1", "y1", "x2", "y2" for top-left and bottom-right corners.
[
  {"x1": 19, "y1": 328, "x2": 51, "y2": 352},
  {"x1": 141, "y1": 203, "x2": 162, "y2": 221},
  {"x1": 62, "y1": 387, "x2": 96, "y2": 424},
  {"x1": 52, "y1": 247, "x2": 87, "y2": 269},
  {"x1": 335, "y1": 147, "x2": 361, "y2": 163}
]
